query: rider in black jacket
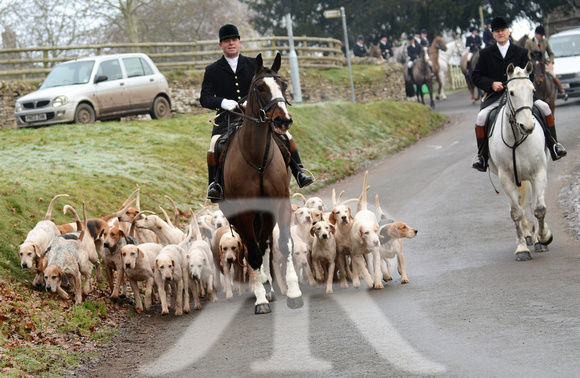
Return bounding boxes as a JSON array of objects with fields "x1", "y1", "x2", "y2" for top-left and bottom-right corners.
[
  {"x1": 470, "y1": 17, "x2": 566, "y2": 172},
  {"x1": 200, "y1": 24, "x2": 313, "y2": 200}
]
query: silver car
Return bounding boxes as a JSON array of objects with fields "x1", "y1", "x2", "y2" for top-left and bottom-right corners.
[{"x1": 15, "y1": 53, "x2": 171, "y2": 128}]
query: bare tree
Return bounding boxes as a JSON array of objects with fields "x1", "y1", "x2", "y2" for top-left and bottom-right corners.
[
  {"x1": 1, "y1": 0, "x2": 97, "y2": 55},
  {"x1": 89, "y1": 0, "x2": 154, "y2": 47}
]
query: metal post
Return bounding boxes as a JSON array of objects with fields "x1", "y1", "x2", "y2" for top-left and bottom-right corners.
[
  {"x1": 341, "y1": 7, "x2": 356, "y2": 103},
  {"x1": 285, "y1": 12, "x2": 302, "y2": 103}
]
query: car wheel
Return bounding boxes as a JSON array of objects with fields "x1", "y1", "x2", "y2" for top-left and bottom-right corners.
[
  {"x1": 74, "y1": 103, "x2": 96, "y2": 124},
  {"x1": 150, "y1": 96, "x2": 171, "y2": 119}
]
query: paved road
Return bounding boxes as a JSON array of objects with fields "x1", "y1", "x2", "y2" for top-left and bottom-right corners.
[{"x1": 139, "y1": 90, "x2": 580, "y2": 377}]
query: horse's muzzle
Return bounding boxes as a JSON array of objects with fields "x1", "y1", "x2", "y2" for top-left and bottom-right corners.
[{"x1": 274, "y1": 115, "x2": 293, "y2": 130}]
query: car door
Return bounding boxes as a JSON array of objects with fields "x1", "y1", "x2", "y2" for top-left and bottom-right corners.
[
  {"x1": 94, "y1": 58, "x2": 129, "y2": 116},
  {"x1": 121, "y1": 57, "x2": 159, "y2": 111}
]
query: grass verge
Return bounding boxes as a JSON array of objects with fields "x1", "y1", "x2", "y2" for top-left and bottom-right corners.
[{"x1": 0, "y1": 99, "x2": 446, "y2": 375}]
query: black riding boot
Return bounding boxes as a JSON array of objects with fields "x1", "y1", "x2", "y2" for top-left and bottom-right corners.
[
  {"x1": 288, "y1": 139, "x2": 314, "y2": 188},
  {"x1": 545, "y1": 114, "x2": 567, "y2": 160},
  {"x1": 471, "y1": 124, "x2": 488, "y2": 172},
  {"x1": 206, "y1": 152, "x2": 223, "y2": 201}
]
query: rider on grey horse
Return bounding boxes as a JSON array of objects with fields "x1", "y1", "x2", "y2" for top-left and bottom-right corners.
[{"x1": 470, "y1": 16, "x2": 567, "y2": 173}]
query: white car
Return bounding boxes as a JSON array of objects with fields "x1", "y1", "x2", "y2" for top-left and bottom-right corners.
[
  {"x1": 550, "y1": 27, "x2": 580, "y2": 98},
  {"x1": 15, "y1": 53, "x2": 171, "y2": 128}
]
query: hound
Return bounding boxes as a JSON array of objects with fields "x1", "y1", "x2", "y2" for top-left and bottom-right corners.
[
  {"x1": 211, "y1": 226, "x2": 245, "y2": 300},
  {"x1": 121, "y1": 243, "x2": 163, "y2": 313},
  {"x1": 293, "y1": 193, "x2": 327, "y2": 212},
  {"x1": 328, "y1": 189, "x2": 357, "y2": 288},
  {"x1": 378, "y1": 221, "x2": 417, "y2": 284},
  {"x1": 134, "y1": 212, "x2": 185, "y2": 246},
  {"x1": 64, "y1": 205, "x2": 103, "y2": 284},
  {"x1": 102, "y1": 226, "x2": 136, "y2": 298},
  {"x1": 43, "y1": 203, "x2": 93, "y2": 304},
  {"x1": 349, "y1": 172, "x2": 383, "y2": 289},
  {"x1": 310, "y1": 220, "x2": 337, "y2": 294},
  {"x1": 19, "y1": 194, "x2": 66, "y2": 271},
  {"x1": 186, "y1": 237, "x2": 218, "y2": 310},
  {"x1": 154, "y1": 244, "x2": 187, "y2": 315}
]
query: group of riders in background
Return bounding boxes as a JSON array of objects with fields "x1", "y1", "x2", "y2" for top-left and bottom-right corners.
[{"x1": 352, "y1": 18, "x2": 568, "y2": 102}]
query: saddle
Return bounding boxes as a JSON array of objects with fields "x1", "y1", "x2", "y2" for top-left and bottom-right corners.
[
  {"x1": 485, "y1": 94, "x2": 548, "y2": 138},
  {"x1": 213, "y1": 124, "x2": 291, "y2": 198}
]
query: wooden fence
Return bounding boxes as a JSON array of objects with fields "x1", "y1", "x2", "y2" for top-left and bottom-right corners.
[{"x1": 0, "y1": 36, "x2": 344, "y2": 80}]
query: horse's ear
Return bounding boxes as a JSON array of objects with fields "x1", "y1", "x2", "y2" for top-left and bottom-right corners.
[
  {"x1": 507, "y1": 63, "x2": 515, "y2": 77},
  {"x1": 271, "y1": 52, "x2": 281, "y2": 73},
  {"x1": 525, "y1": 61, "x2": 533, "y2": 76},
  {"x1": 255, "y1": 53, "x2": 263, "y2": 74}
]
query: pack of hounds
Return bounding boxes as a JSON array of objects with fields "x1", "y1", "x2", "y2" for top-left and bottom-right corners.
[{"x1": 18, "y1": 172, "x2": 418, "y2": 315}]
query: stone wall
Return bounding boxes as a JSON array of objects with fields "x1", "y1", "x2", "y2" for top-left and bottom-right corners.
[{"x1": 1, "y1": 62, "x2": 405, "y2": 129}]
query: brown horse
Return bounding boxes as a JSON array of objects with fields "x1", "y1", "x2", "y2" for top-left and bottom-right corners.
[
  {"x1": 460, "y1": 48, "x2": 482, "y2": 104},
  {"x1": 530, "y1": 50, "x2": 557, "y2": 114},
  {"x1": 410, "y1": 46, "x2": 435, "y2": 108},
  {"x1": 429, "y1": 35, "x2": 448, "y2": 100},
  {"x1": 218, "y1": 53, "x2": 302, "y2": 314}
]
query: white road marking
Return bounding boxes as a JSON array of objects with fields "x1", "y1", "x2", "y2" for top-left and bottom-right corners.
[
  {"x1": 251, "y1": 297, "x2": 333, "y2": 373},
  {"x1": 139, "y1": 298, "x2": 245, "y2": 376},
  {"x1": 334, "y1": 290, "x2": 446, "y2": 375}
]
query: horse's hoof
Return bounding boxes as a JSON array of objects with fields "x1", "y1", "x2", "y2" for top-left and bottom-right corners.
[
  {"x1": 255, "y1": 303, "x2": 271, "y2": 314},
  {"x1": 534, "y1": 243, "x2": 549, "y2": 253},
  {"x1": 516, "y1": 251, "x2": 532, "y2": 261},
  {"x1": 525, "y1": 236, "x2": 533, "y2": 246},
  {"x1": 266, "y1": 291, "x2": 276, "y2": 302},
  {"x1": 287, "y1": 296, "x2": 304, "y2": 309}
]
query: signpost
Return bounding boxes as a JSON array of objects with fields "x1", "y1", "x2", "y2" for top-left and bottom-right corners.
[
  {"x1": 324, "y1": 7, "x2": 355, "y2": 103},
  {"x1": 283, "y1": 0, "x2": 302, "y2": 103}
]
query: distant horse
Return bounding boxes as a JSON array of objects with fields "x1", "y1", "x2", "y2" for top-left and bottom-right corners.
[
  {"x1": 218, "y1": 53, "x2": 302, "y2": 314},
  {"x1": 460, "y1": 47, "x2": 483, "y2": 104},
  {"x1": 409, "y1": 46, "x2": 435, "y2": 107},
  {"x1": 516, "y1": 35, "x2": 529, "y2": 47},
  {"x1": 530, "y1": 50, "x2": 557, "y2": 114},
  {"x1": 428, "y1": 35, "x2": 448, "y2": 100},
  {"x1": 437, "y1": 39, "x2": 468, "y2": 100},
  {"x1": 487, "y1": 63, "x2": 552, "y2": 261}
]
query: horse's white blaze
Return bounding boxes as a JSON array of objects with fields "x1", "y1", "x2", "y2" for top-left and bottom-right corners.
[{"x1": 264, "y1": 77, "x2": 290, "y2": 118}]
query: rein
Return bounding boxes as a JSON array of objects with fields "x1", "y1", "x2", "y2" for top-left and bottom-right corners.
[{"x1": 500, "y1": 76, "x2": 534, "y2": 187}]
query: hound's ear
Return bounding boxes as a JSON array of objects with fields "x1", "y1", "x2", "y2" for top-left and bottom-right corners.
[
  {"x1": 33, "y1": 244, "x2": 43, "y2": 258},
  {"x1": 255, "y1": 53, "x2": 263, "y2": 74},
  {"x1": 507, "y1": 63, "x2": 515, "y2": 77},
  {"x1": 310, "y1": 225, "x2": 316, "y2": 237},
  {"x1": 388, "y1": 223, "x2": 401, "y2": 239},
  {"x1": 98, "y1": 228, "x2": 106, "y2": 239},
  {"x1": 171, "y1": 259, "x2": 176, "y2": 268},
  {"x1": 525, "y1": 61, "x2": 533, "y2": 76},
  {"x1": 378, "y1": 224, "x2": 389, "y2": 240},
  {"x1": 329, "y1": 223, "x2": 336, "y2": 235},
  {"x1": 59, "y1": 270, "x2": 69, "y2": 286},
  {"x1": 328, "y1": 210, "x2": 337, "y2": 225},
  {"x1": 154, "y1": 260, "x2": 159, "y2": 272},
  {"x1": 271, "y1": 52, "x2": 282, "y2": 73},
  {"x1": 354, "y1": 226, "x2": 363, "y2": 243}
]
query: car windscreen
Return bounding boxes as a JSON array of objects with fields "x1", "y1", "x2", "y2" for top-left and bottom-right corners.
[
  {"x1": 550, "y1": 34, "x2": 580, "y2": 58},
  {"x1": 41, "y1": 61, "x2": 95, "y2": 89}
]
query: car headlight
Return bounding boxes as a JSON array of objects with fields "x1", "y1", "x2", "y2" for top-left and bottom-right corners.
[
  {"x1": 52, "y1": 95, "x2": 68, "y2": 108},
  {"x1": 15, "y1": 102, "x2": 23, "y2": 112}
]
